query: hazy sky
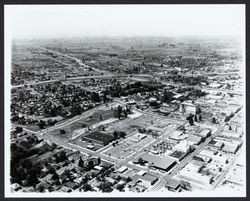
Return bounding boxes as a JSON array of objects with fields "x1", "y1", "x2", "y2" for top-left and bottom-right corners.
[{"x1": 5, "y1": 5, "x2": 245, "y2": 39}]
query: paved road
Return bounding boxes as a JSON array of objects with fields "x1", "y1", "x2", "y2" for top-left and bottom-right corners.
[
  {"x1": 156, "y1": 71, "x2": 240, "y2": 78},
  {"x1": 11, "y1": 74, "x2": 130, "y2": 89},
  {"x1": 36, "y1": 47, "x2": 105, "y2": 73}
]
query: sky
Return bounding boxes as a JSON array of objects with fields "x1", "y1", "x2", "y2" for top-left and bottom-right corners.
[{"x1": 5, "y1": 5, "x2": 245, "y2": 39}]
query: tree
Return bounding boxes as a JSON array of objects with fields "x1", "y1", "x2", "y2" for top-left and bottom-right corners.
[
  {"x1": 55, "y1": 179, "x2": 61, "y2": 186},
  {"x1": 212, "y1": 117, "x2": 216, "y2": 124},
  {"x1": 91, "y1": 92, "x2": 101, "y2": 102},
  {"x1": 138, "y1": 158, "x2": 144, "y2": 165},
  {"x1": 71, "y1": 168, "x2": 77, "y2": 173},
  {"x1": 70, "y1": 104, "x2": 82, "y2": 116},
  {"x1": 26, "y1": 171, "x2": 39, "y2": 187},
  {"x1": 113, "y1": 131, "x2": 118, "y2": 139},
  {"x1": 81, "y1": 183, "x2": 92, "y2": 192},
  {"x1": 47, "y1": 119, "x2": 54, "y2": 126},
  {"x1": 48, "y1": 166, "x2": 56, "y2": 174},
  {"x1": 116, "y1": 175, "x2": 121, "y2": 181},
  {"x1": 152, "y1": 132, "x2": 158, "y2": 138},
  {"x1": 97, "y1": 157, "x2": 101, "y2": 164},
  {"x1": 51, "y1": 172, "x2": 59, "y2": 181},
  {"x1": 21, "y1": 159, "x2": 33, "y2": 169},
  {"x1": 48, "y1": 186, "x2": 54, "y2": 192},
  {"x1": 196, "y1": 107, "x2": 202, "y2": 114},
  {"x1": 78, "y1": 157, "x2": 84, "y2": 168},
  {"x1": 199, "y1": 114, "x2": 202, "y2": 121},
  {"x1": 98, "y1": 181, "x2": 113, "y2": 192},
  {"x1": 124, "y1": 110, "x2": 128, "y2": 118},
  {"x1": 103, "y1": 92, "x2": 108, "y2": 103},
  {"x1": 117, "y1": 105, "x2": 123, "y2": 119},
  {"x1": 96, "y1": 176, "x2": 101, "y2": 182},
  {"x1": 162, "y1": 90, "x2": 173, "y2": 103},
  {"x1": 189, "y1": 117, "x2": 194, "y2": 125},
  {"x1": 15, "y1": 126, "x2": 23, "y2": 133},
  {"x1": 116, "y1": 184, "x2": 125, "y2": 192},
  {"x1": 38, "y1": 120, "x2": 46, "y2": 129},
  {"x1": 194, "y1": 115, "x2": 198, "y2": 122},
  {"x1": 63, "y1": 169, "x2": 71, "y2": 178},
  {"x1": 126, "y1": 107, "x2": 132, "y2": 114},
  {"x1": 37, "y1": 185, "x2": 45, "y2": 193},
  {"x1": 126, "y1": 176, "x2": 132, "y2": 182},
  {"x1": 51, "y1": 143, "x2": 57, "y2": 150},
  {"x1": 119, "y1": 131, "x2": 126, "y2": 138},
  {"x1": 57, "y1": 151, "x2": 67, "y2": 162},
  {"x1": 87, "y1": 160, "x2": 94, "y2": 170}
]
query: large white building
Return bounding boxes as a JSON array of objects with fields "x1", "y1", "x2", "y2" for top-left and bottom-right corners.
[{"x1": 179, "y1": 100, "x2": 200, "y2": 114}]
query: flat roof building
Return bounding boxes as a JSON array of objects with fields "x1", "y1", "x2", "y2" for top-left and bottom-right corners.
[
  {"x1": 165, "y1": 179, "x2": 182, "y2": 192},
  {"x1": 139, "y1": 153, "x2": 177, "y2": 172},
  {"x1": 117, "y1": 166, "x2": 128, "y2": 173}
]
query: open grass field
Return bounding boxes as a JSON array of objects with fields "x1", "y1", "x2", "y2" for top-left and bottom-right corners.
[
  {"x1": 50, "y1": 120, "x2": 87, "y2": 140},
  {"x1": 49, "y1": 108, "x2": 117, "y2": 141},
  {"x1": 82, "y1": 109, "x2": 115, "y2": 125}
]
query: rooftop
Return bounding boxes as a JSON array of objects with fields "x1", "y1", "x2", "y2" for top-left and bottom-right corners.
[{"x1": 139, "y1": 153, "x2": 177, "y2": 170}]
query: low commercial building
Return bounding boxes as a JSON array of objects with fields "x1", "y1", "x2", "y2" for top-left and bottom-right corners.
[
  {"x1": 209, "y1": 140, "x2": 224, "y2": 150},
  {"x1": 187, "y1": 135, "x2": 203, "y2": 145},
  {"x1": 117, "y1": 166, "x2": 128, "y2": 173},
  {"x1": 94, "y1": 165, "x2": 104, "y2": 171},
  {"x1": 174, "y1": 140, "x2": 192, "y2": 153},
  {"x1": 193, "y1": 154, "x2": 212, "y2": 163},
  {"x1": 173, "y1": 93, "x2": 184, "y2": 100},
  {"x1": 169, "y1": 150, "x2": 186, "y2": 161},
  {"x1": 169, "y1": 130, "x2": 188, "y2": 141},
  {"x1": 222, "y1": 144, "x2": 238, "y2": 154},
  {"x1": 219, "y1": 131, "x2": 242, "y2": 139},
  {"x1": 139, "y1": 153, "x2": 177, "y2": 172},
  {"x1": 132, "y1": 172, "x2": 159, "y2": 186},
  {"x1": 198, "y1": 129, "x2": 211, "y2": 138},
  {"x1": 165, "y1": 179, "x2": 182, "y2": 192}
]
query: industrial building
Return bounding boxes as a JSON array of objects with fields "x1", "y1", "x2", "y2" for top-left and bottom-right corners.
[{"x1": 138, "y1": 153, "x2": 177, "y2": 172}]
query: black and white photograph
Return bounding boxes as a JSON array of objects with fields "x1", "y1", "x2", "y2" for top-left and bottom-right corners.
[{"x1": 4, "y1": 4, "x2": 246, "y2": 197}]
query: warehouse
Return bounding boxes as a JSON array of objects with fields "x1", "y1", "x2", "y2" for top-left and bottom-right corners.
[{"x1": 139, "y1": 153, "x2": 177, "y2": 172}]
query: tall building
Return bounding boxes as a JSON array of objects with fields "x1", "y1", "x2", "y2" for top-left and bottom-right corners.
[{"x1": 179, "y1": 100, "x2": 200, "y2": 114}]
